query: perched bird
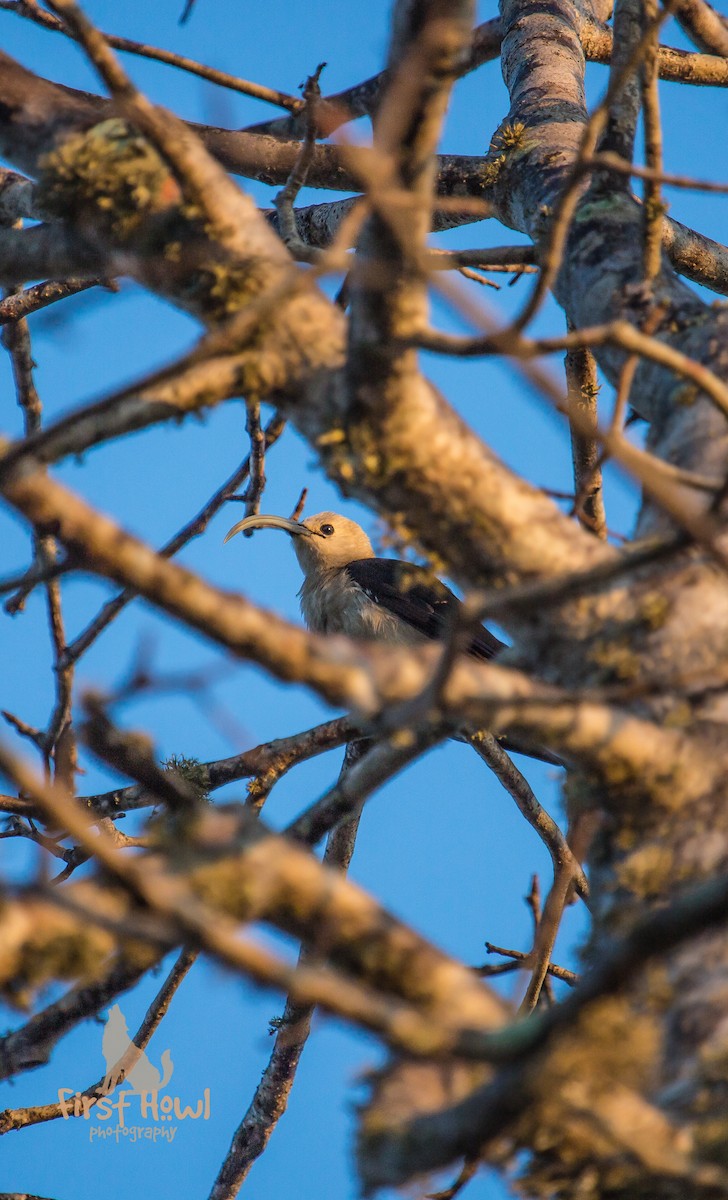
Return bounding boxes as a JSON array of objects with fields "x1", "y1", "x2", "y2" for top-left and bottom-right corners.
[
  {"x1": 224, "y1": 510, "x2": 505, "y2": 659},
  {"x1": 225, "y1": 510, "x2": 562, "y2": 767}
]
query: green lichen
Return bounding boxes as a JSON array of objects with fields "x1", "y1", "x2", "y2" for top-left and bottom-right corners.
[
  {"x1": 573, "y1": 194, "x2": 625, "y2": 222},
  {"x1": 190, "y1": 857, "x2": 257, "y2": 920},
  {"x1": 163, "y1": 754, "x2": 210, "y2": 802},
  {"x1": 37, "y1": 118, "x2": 174, "y2": 241}
]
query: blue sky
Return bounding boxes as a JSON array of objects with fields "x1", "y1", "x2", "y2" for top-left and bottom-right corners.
[{"x1": 0, "y1": 2, "x2": 726, "y2": 1198}]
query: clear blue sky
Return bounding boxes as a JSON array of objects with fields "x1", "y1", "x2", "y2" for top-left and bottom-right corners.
[{"x1": 0, "y1": 2, "x2": 725, "y2": 1198}]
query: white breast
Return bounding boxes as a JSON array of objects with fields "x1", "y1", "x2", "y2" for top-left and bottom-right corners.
[{"x1": 299, "y1": 570, "x2": 424, "y2": 646}]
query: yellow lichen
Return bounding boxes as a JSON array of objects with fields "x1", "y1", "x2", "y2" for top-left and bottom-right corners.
[
  {"x1": 316, "y1": 428, "x2": 347, "y2": 446},
  {"x1": 674, "y1": 383, "x2": 699, "y2": 406},
  {"x1": 663, "y1": 700, "x2": 693, "y2": 729},
  {"x1": 491, "y1": 121, "x2": 526, "y2": 151},
  {"x1": 645, "y1": 196, "x2": 669, "y2": 223},
  {"x1": 481, "y1": 154, "x2": 506, "y2": 186},
  {"x1": 200, "y1": 259, "x2": 270, "y2": 319},
  {"x1": 639, "y1": 591, "x2": 671, "y2": 630},
  {"x1": 590, "y1": 639, "x2": 641, "y2": 682}
]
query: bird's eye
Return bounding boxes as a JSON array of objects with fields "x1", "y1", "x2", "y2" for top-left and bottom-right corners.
[{"x1": 320, "y1": 523, "x2": 335, "y2": 537}]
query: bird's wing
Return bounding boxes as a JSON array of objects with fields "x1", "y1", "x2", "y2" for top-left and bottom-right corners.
[{"x1": 345, "y1": 559, "x2": 505, "y2": 660}]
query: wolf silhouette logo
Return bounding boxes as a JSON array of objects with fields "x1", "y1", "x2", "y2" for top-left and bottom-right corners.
[{"x1": 101, "y1": 1004, "x2": 174, "y2": 1097}]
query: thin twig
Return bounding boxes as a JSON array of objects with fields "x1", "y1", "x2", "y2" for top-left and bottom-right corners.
[
  {"x1": 273, "y1": 63, "x2": 327, "y2": 264},
  {"x1": 2, "y1": 295, "x2": 76, "y2": 781},
  {"x1": 0, "y1": 0, "x2": 302, "y2": 112},
  {"x1": 425, "y1": 1157, "x2": 480, "y2": 1200},
  {"x1": 478, "y1": 943, "x2": 577, "y2": 985},
  {"x1": 468, "y1": 732, "x2": 588, "y2": 901},
  {"x1": 411, "y1": 315, "x2": 728, "y2": 421},
  {"x1": 0, "y1": 278, "x2": 111, "y2": 323},
  {"x1": 2, "y1": 709, "x2": 45, "y2": 749},
  {"x1": 0, "y1": 557, "x2": 70, "y2": 603},
  {"x1": 289, "y1": 486, "x2": 308, "y2": 522},
  {"x1": 525, "y1": 874, "x2": 555, "y2": 1005}
]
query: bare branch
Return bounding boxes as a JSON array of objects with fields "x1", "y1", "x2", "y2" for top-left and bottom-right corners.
[
  {"x1": 0, "y1": 0, "x2": 303, "y2": 111},
  {"x1": 0, "y1": 277, "x2": 111, "y2": 323}
]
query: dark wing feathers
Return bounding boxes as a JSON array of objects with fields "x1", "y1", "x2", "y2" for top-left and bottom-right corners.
[{"x1": 345, "y1": 559, "x2": 506, "y2": 660}]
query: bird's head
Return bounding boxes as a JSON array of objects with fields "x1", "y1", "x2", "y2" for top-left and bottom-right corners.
[{"x1": 224, "y1": 510, "x2": 374, "y2": 574}]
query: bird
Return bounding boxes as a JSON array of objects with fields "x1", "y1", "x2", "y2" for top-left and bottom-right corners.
[
  {"x1": 224, "y1": 510, "x2": 562, "y2": 767},
  {"x1": 224, "y1": 510, "x2": 505, "y2": 658}
]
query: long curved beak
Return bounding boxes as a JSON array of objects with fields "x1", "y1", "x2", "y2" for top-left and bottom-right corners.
[{"x1": 224, "y1": 514, "x2": 314, "y2": 543}]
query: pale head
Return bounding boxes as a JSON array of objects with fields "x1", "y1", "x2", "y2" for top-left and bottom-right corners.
[{"x1": 224, "y1": 510, "x2": 374, "y2": 575}]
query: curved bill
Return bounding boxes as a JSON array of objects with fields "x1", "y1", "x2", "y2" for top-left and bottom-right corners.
[{"x1": 224, "y1": 514, "x2": 314, "y2": 544}]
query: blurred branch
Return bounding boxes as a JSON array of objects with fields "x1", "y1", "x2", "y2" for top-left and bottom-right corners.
[
  {"x1": 0, "y1": 737, "x2": 508, "y2": 1056},
  {"x1": 210, "y1": 740, "x2": 366, "y2": 1197},
  {"x1": 0, "y1": 955, "x2": 152, "y2": 1082},
  {"x1": 1, "y1": 947, "x2": 196, "y2": 1130},
  {"x1": 674, "y1": 0, "x2": 728, "y2": 55}
]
